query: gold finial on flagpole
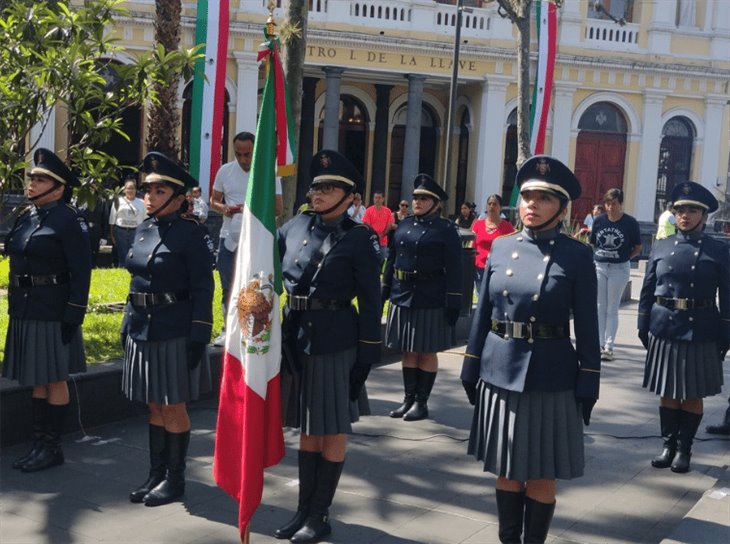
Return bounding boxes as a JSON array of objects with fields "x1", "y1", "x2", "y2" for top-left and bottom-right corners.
[{"x1": 266, "y1": 1, "x2": 277, "y2": 37}]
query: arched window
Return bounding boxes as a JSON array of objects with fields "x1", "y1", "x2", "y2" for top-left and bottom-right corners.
[
  {"x1": 578, "y1": 102, "x2": 627, "y2": 133},
  {"x1": 655, "y1": 116, "x2": 695, "y2": 220}
]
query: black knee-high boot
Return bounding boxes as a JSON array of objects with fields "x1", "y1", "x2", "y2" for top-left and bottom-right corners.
[
  {"x1": 652, "y1": 406, "x2": 681, "y2": 468},
  {"x1": 389, "y1": 367, "x2": 418, "y2": 418},
  {"x1": 13, "y1": 397, "x2": 48, "y2": 470},
  {"x1": 144, "y1": 430, "x2": 190, "y2": 506},
  {"x1": 130, "y1": 424, "x2": 167, "y2": 503},
  {"x1": 291, "y1": 458, "x2": 344, "y2": 543},
  {"x1": 22, "y1": 402, "x2": 67, "y2": 473},
  {"x1": 274, "y1": 450, "x2": 320, "y2": 539},
  {"x1": 496, "y1": 489, "x2": 525, "y2": 543},
  {"x1": 523, "y1": 496, "x2": 555, "y2": 544},
  {"x1": 403, "y1": 369, "x2": 437, "y2": 421},
  {"x1": 671, "y1": 411, "x2": 703, "y2": 473}
]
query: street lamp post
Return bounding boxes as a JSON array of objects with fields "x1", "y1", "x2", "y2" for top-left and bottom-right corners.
[{"x1": 442, "y1": 0, "x2": 470, "y2": 210}]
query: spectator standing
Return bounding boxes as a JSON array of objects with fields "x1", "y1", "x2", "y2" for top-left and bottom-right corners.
[
  {"x1": 461, "y1": 156, "x2": 600, "y2": 544},
  {"x1": 393, "y1": 200, "x2": 410, "y2": 224},
  {"x1": 454, "y1": 201, "x2": 477, "y2": 229},
  {"x1": 122, "y1": 152, "x2": 214, "y2": 506},
  {"x1": 3, "y1": 148, "x2": 92, "y2": 473},
  {"x1": 471, "y1": 194, "x2": 515, "y2": 298},
  {"x1": 382, "y1": 174, "x2": 462, "y2": 422},
  {"x1": 583, "y1": 203, "x2": 605, "y2": 232},
  {"x1": 187, "y1": 186, "x2": 209, "y2": 223},
  {"x1": 639, "y1": 182, "x2": 728, "y2": 473},
  {"x1": 347, "y1": 192, "x2": 365, "y2": 223},
  {"x1": 655, "y1": 201, "x2": 676, "y2": 240},
  {"x1": 109, "y1": 177, "x2": 145, "y2": 267},
  {"x1": 590, "y1": 188, "x2": 642, "y2": 361},
  {"x1": 362, "y1": 191, "x2": 394, "y2": 263},
  {"x1": 209, "y1": 131, "x2": 283, "y2": 346}
]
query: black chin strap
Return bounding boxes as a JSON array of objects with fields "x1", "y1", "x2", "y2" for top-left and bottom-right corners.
[
  {"x1": 315, "y1": 190, "x2": 352, "y2": 216},
  {"x1": 28, "y1": 181, "x2": 62, "y2": 202},
  {"x1": 531, "y1": 201, "x2": 567, "y2": 231},
  {"x1": 147, "y1": 192, "x2": 179, "y2": 218},
  {"x1": 420, "y1": 199, "x2": 439, "y2": 217}
]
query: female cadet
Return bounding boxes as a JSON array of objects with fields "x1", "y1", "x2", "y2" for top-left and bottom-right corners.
[
  {"x1": 639, "y1": 181, "x2": 729, "y2": 473},
  {"x1": 382, "y1": 174, "x2": 462, "y2": 422},
  {"x1": 461, "y1": 156, "x2": 600, "y2": 544},
  {"x1": 274, "y1": 150, "x2": 381, "y2": 543},
  {"x1": 3, "y1": 148, "x2": 92, "y2": 473},
  {"x1": 122, "y1": 152, "x2": 214, "y2": 507}
]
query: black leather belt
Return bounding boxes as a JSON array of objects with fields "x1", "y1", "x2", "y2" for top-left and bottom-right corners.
[
  {"x1": 11, "y1": 273, "x2": 70, "y2": 287},
  {"x1": 287, "y1": 295, "x2": 351, "y2": 311},
  {"x1": 128, "y1": 291, "x2": 189, "y2": 307},
  {"x1": 491, "y1": 319, "x2": 569, "y2": 340},
  {"x1": 394, "y1": 268, "x2": 445, "y2": 281},
  {"x1": 655, "y1": 296, "x2": 713, "y2": 310},
  {"x1": 115, "y1": 225, "x2": 137, "y2": 230}
]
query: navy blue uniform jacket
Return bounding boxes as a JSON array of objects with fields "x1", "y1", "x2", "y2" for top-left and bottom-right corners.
[
  {"x1": 122, "y1": 213, "x2": 214, "y2": 344},
  {"x1": 461, "y1": 227, "x2": 601, "y2": 399},
  {"x1": 382, "y1": 213, "x2": 462, "y2": 309},
  {"x1": 278, "y1": 212, "x2": 382, "y2": 364},
  {"x1": 638, "y1": 231, "x2": 729, "y2": 343},
  {"x1": 5, "y1": 201, "x2": 92, "y2": 325}
]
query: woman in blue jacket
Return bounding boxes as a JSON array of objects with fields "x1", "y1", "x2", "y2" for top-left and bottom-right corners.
[{"x1": 639, "y1": 181, "x2": 729, "y2": 473}]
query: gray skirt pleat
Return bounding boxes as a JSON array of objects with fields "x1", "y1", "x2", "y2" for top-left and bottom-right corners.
[
  {"x1": 643, "y1": 334, "x2": 723, "y2": 400},
  {"x1": 468, "y1": 381, "x2": 585, "y2": 481},
  {"x1": 385, "y1": 304, "x2": 452, "y2": 352},
  {"x1": 122, "y1": 336, "x2": 211, "y2": 405},
  {"x1": 298, "y1": 347, "x2": 359, "y2": 436},
  {"x1": 2, "y1": 319, "x2": 86, "y2": 386}
]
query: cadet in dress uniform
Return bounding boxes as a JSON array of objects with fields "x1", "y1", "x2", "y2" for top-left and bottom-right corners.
[
  {"x1": 382, "y1": 174, "x2": 462, "y2": 421},
  {"x1": 3, "y1": 148, "x2": 92, "y2": 473},
  {"x1": 461, "y1": 156, "x2": 600, "y2": 544},
  {"x1": 122, "y1": 152, "x2": 214, "y2": 507},
  {"x1": 639, "y1": 181, "x2": 729, "y2": 473},
  {"x1": 274, "y1": 150, "x2": 381, "y2": 543}
]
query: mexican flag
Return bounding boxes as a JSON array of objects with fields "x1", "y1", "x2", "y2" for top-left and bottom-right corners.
[
  {"x1": 189, "y1": 0, "x2": 229, "y2": 201},
  {"x1": 213, "y1": 24, "x2": 295, "y2": 537}
]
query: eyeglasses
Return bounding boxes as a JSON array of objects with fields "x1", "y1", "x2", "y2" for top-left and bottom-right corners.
[{"x1": 308, "y1": 182, "x2": 340, "y2": 195}]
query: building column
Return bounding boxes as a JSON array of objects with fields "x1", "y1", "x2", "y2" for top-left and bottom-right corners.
[
  {"x1": 551, "y1": 84, "x2": 577, "y2": 164},
  {"x1": 699, "y1": 95, "x2": 727, "y2": 192},
  {"x1": 648, "y1": 0, "x2": 677, "y2": 55},
  {"x1": 321, "y1": 66, "x2": 344, "y2": 151},
  {"x1": 401, "y1": 74, "x2": 426, "y2": 201},
  {"x1": 474, "y1": 76, "x2": 509, "y2": 213},
  {"x1": 634, "y1": 90, "x2": 667, "y2": 222},
  {"x1": 234, "y1": 52, "x2": 260, "y2": 134},
  {"x1": 296, "y1": 77, "x2": 318, "y2": 208},
  {"x1": 371, "y1": 84, "x2": 392, "y2": 197},
  {"x1": 30, "y1": 107, "x2": 56, "y2": 153}
]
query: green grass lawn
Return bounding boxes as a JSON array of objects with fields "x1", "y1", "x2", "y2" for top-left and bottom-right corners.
[{"x1": 0, "y1": 257, "x2": 223, "y2": 366}]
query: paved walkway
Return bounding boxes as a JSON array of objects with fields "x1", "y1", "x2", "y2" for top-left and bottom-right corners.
[{"x1": 2, "y1": 269, "x2": 729, "y2": 543}]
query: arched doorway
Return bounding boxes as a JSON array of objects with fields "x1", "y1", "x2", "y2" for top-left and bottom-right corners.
[
  {"x1": 573, "y1": 102, "x2": 628, "y2": 222},
  {"x1": 387, "y1": 105, "x2": 437, "y2": 208},
  {"x1": 454, "y1": 108, "x2": 470, "y2": 215},
  {"x1": 501, "y1": 108, "x2": 518, "y2": 205},
  {"x1": 181, "y1": 82, "x2": 230, "y2": 171},
  {"x1": 317, "y1": 95, "x2": 370, "y2": 188},
  {"x1": 655, "y1": 116, "x2": 694, "y2": 220}
]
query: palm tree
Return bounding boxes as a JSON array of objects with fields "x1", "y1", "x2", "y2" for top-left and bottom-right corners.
[{"x1": 146, "y1": 0, "x2": 182, "y2": 158}]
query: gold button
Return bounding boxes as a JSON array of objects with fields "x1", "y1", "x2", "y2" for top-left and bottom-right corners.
[
  {"x1": 694, "y1": 252, "x2": 698, "y2": 256},
  {"x1": 691, "y1": 265, "x2": 695, "y2": 270},
  {"x1": 139, "y1": 237, "x2": 144, "y2": 241},
  {"x1": 670, "y1": 252, "x2": 674, "y2": 256},
  {"x1": 549, "y1": 240, "x2": 555, "y2": 245},
  {"x1": 543, "y1": 256, "x2": 549, "y2": 262},
  {"x1": 688, "y1": 317, "x2": 694, "y2": 322},
  {"x1": 303, "y1": 240, "x2": 308, "y2": 245}
]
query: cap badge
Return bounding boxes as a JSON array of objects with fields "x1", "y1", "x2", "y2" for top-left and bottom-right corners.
[
  {"x1": 36, "y1": 151, "x2": 45, "y2": 164},
  {"x1": 320, "y1": 154, "x2": 331, "y2": 169},
  {"x1": 150, "y1": 157, "x2": 159, "y2": 171},
  {"x1": 536, "y1": 159, "x2": 550, "y2": 176},
  {"x1": 681, "y1": 183, "x2": 691, "y2": 195}
]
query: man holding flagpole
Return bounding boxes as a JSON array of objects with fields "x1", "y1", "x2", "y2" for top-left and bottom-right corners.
[{"x1": 274, "y1": 150, "x2": 382, "y2": 543}]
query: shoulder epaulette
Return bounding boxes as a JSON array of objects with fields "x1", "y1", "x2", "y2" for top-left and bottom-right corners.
[{"x1": 181, "y1": 215, "x2": 200, "y2": 225}]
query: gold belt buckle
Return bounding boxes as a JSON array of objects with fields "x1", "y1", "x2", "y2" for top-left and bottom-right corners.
[{"x1": 675, "y1": 298, "x2": 689, "y2": 310}]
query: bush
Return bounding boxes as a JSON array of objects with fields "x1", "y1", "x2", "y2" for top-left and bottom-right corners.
[{"x1": 0, "y1": 261, "x2": 223, "y2": 367}]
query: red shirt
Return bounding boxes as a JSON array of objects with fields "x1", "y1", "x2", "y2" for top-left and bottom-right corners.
[
  {"x1": 472, "y1": 218, "x2": 515, "y2": 268},
  {"x1": 362, "y1": 205, "x2": 393, "y2": 247}
]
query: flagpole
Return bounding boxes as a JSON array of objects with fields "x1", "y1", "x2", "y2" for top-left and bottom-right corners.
[{"x1": 241, "y1": 525, "x2": 250, "y2": 544}]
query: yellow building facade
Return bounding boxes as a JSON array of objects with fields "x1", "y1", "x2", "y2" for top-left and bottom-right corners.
[{"x1": 36, "y1": 0, "x2": 730, "y2": 225}]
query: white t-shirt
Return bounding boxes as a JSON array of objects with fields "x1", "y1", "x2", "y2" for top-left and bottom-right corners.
[
  {"x1": 213, "y1": 159, "x2": 282, "y2": 250},
  {"x1": 347, "y1": 204, "x2": 365, "y2": 223},
  {"x1": 109, "y1": 197, "x2": 145, "y2": 229}
]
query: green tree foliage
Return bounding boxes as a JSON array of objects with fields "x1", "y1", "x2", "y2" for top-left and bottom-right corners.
[{"x1": 0, "y1": 0, "x2": 201, "y2": 208}]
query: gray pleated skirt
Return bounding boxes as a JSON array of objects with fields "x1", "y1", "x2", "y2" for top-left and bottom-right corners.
[
  {"x1": 385, "y1": 304, "x2": 452, "y2": 352},
  {"x1": 291, "y1": 347, "x2": 359, "y2": 436},
  {"x1": 468, "y1": 380, "x2": 585, "y2": 482},
  {"x1": 643, "y1": 334, "x2": 723, "y2": 400},
  {"x1": 2, "y1": 318, "x2": 86, "y2": 386},
  {"x1": 122, "y1": 336, "x2": 211, "y2": 405}
]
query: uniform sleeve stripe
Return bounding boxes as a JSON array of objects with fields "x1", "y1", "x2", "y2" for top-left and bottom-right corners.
[{"x1": 580, "y1": 368, "x2": 600, "y2": 373}]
